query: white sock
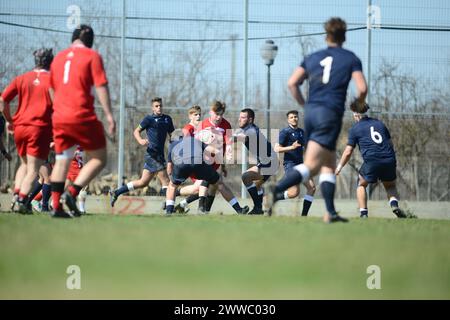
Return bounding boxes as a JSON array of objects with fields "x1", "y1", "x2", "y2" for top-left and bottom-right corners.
[
  {"x1": 127, "y1": 182, "x2": 135, "y2": 191},
  {"x1": 166, "y1": 200, "x2": 175, "y2": 206},
  {"x1": 294, "y1": 164, "x2": 310, "y2": 181},
  {"x1": 283, "y1": 191, "x2": 289, "y2": 199},
  {"x1": 304, "y1": 195, "x2": 314, "y2": 202},
  {"x1": 180, "y1": 199, "x2": 188, "y2": 207},
  {"x1": 78, "y1": 201, "x2": 85, "y2": 212}
]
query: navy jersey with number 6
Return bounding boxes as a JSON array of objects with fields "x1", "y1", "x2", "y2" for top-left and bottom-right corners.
[
  {"x1": 139, "y1": 114, "x2": 175, "y2": 156},
  {"x1": 301, "y1": 46, "x2": 362, "y2": 115},
  {"x1": 347, "y1": 117, "x2": 396, "y2": 163}
]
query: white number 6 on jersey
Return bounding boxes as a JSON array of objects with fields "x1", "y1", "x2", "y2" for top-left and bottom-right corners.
[{"x1": 370, "y1": 126, "x2": 383, "y2": 144}]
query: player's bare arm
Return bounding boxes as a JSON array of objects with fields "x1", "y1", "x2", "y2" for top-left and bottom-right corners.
[
  {"x1": 0, "y1": 97, "x2": 14, "y2": 124},
  {"x1": 336, "y1": 145, "x2": 354, "y2": 175},
  {"x1": 351, "y1": 71, "x2": 368, "y2": 105},
  {"x1": 133, "y1": 126, "x2": 149, "y2": 146},
  {"x1": 95, "y1": 85, "x2": 116, "y2": 137},
  {"x1": 287, "y1": 66, "x2": 307, "y2": 106},
  {"x1": 274, "y1": 141, "x2": 301, "y2": 153}
]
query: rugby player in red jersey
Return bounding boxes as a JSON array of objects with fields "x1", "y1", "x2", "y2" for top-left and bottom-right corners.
[
  {"x1": 195, "y1": 100, "x2": 233, "y2": 213},
  {"x1": 0, "y1": 48, "x2": 54, "y2": 214},
  {"x1": 49, "y1": 25, "x2": 115, "y2": 218}
]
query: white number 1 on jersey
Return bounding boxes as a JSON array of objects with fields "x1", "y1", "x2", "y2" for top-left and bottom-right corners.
[
  {"x1": 320, "y1": 56, "x2": 333, "y2": 84},
  {"x1": 63, "y1": 60, "x2": 71, "y2": 84}
]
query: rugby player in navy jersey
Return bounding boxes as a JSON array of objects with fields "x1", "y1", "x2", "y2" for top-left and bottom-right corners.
[
  {"x1": 274, "y1": 110, "x2": 316, "y2": 216},
  {"x1": 335, "y1": 104, "x2": 415, "y2": 219},
  {"x1": 270, "y1": 17, "x2": 368, "y2": 223},
  {"x1": 236, "y1": 108, "x2": 278, "y2": 215},
  {"x1": 110, "y1": 97, "x2": 174, "y2": 206},
  {"x1": 165, "y1": 135, "x2": 249, "y2": 215}
]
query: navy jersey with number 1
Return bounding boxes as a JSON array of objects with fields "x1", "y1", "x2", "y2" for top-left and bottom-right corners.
[{"x1": 301, "y1": 46, "x2": 362, "y2": 115}]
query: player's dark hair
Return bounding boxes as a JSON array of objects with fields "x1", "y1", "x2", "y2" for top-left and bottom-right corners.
[
  {"x1": 286, "y1": 110, "x2": 298, "y2": 117},
  {"x1": 152, "y1": 97, "x2": 162, "y2": 104},
  {"x1": 241, "y1": 108, "x2": 255, "y2": 121},
  {"x1": 72, "y1": 24, "x2": 94, "y2": 48},
  {"x1": 324, "y1": 17, "x2": 347, "y2": 45},
  {"x1": 33, "y1": 48, "x2": 54, "y2": 70}
]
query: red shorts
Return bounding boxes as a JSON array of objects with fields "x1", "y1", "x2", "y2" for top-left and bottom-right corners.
[
  {"x1": 14, "y1": 125, "x2": 52, "y2": 160},
  {"x1": 53, "y1": 120, "x2": 106, "y2": 154},
  {"x1": 67, "y1": 167, "x2": 81, "y2": 182}
]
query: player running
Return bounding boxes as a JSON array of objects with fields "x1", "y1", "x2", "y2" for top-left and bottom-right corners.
[
  {"x1": 235, "y1": 108, "x2": 278, "y2": 215},
  {"x1": 110, "y1": 97, "x2": 174, "y2": 207},
  {"x1": 274, "y1": 110, "x2": 316, "y2": 216},
  {"x1": 49, "y1": 25, "x2": 116, "y2": 218},
  {"x1": 335, "y1": 104, "x2": 416, "y2": 219},
  {"x1": 269, "y1": 17, "x2": 368, "y2": 223},
  {"x1": 0, "y1": 48, "x2": 54, "y2": 214}
]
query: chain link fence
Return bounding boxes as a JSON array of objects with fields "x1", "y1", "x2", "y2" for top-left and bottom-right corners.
[{"x1": 1, "y1": 0, "x2": 449, "y2": 201}]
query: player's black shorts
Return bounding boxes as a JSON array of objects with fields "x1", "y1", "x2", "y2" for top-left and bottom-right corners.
[
  {"x1": 171, "y1": 163, "x2": 220, "y2": 185},
  {"x1": 283, "y1": 161, "x2": 302, "y2": 172},
  {"x1": 256, "y1": 161, "x2": 276, "y2": 182},
  {"x1": 304, "y1": 105, "x2": 343, "y2": 151},
  {"x1": 144, "y1": 152, "x2": 166, "y2": 173},
  {"x1": 359, "y1": 161, "x2": 397, "y2": 183},
  {"x1": 0, "y1": 116, "x2": 5, "y2": 135}
]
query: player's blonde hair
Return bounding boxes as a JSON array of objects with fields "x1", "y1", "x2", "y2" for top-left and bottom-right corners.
[{"x1": 188, "y1": 105, "x2": 201, "y2": 115}]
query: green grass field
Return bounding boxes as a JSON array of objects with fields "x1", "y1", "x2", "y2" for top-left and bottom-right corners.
[{"x1": 0, "y1": 212, "x2": 449, "y2": 299}]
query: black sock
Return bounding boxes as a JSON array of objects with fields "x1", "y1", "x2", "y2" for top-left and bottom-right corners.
[
  {"x1": 42, "y1": 183, "x2": 51, "y2": 210},
  {"x1": 390, "y1": 199, "x2": 399, "y2": 209},
  {"x1": 115, "y1": 185, "x2": 129, "y2": 197},
  {"x1": 27, "y1": 181, "x2": 43, "y2": 205},
  {"x1": 175, "y1": 189, "x2": 181, "y2": 197},
  {"x1": 205, "y1": 195, "x2": 215, "y2": 211},
  {"x1": 321, "y1": 182, "x2": 337, "y2": 216},
  {"x1": 301, "y1": 200, "x2": 313, "y2": 216},
  {"x1": 160, "y1": 187, "x2": 167, "y2": 197},
  {"x1": 275, "y1": 170, "x2": 303, "y2": 194},
  {"x1": 232, "y1": 202, "x2": 242, "y2": 212},
  {"x1": 199, "y1": 196, "x2": 206, "y2": 211},
  {"x1": 275, "y1": 192, "x2": 286, "y2": 201},
  {"x1": 246, "y1": 185, "x2": 261, "y2": 208},
  {"x1": 186, "y1": 194, "x2": 199, "y2": 204}
]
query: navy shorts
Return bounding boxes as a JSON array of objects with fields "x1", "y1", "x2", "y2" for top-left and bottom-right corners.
[
  {"x1": 304, "y1": 105, "x2": 343, "y2": 151},
  {"x1": 359, "y1": 161, "x2": 397, "y2": 183},
  {"x1": 144, "y1": 153, "x2": 166, "y2": 173},
  {"x1": 283, "y1": 161, "x2": 302, "y2": 172},
  {"x1": 0, "y1": 116, "x2": 5, "y2": 135},
  {"x1": 256, "y1": 161, "x2": 277, "y2": 182},
  {"x1": 171, "y1": 163, "x2": 220, "y2": 185}
]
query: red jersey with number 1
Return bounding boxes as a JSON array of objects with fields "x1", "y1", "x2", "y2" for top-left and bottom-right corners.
[{"x1": 50, "y1": 43, "x2": 108, "y2": 124}]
